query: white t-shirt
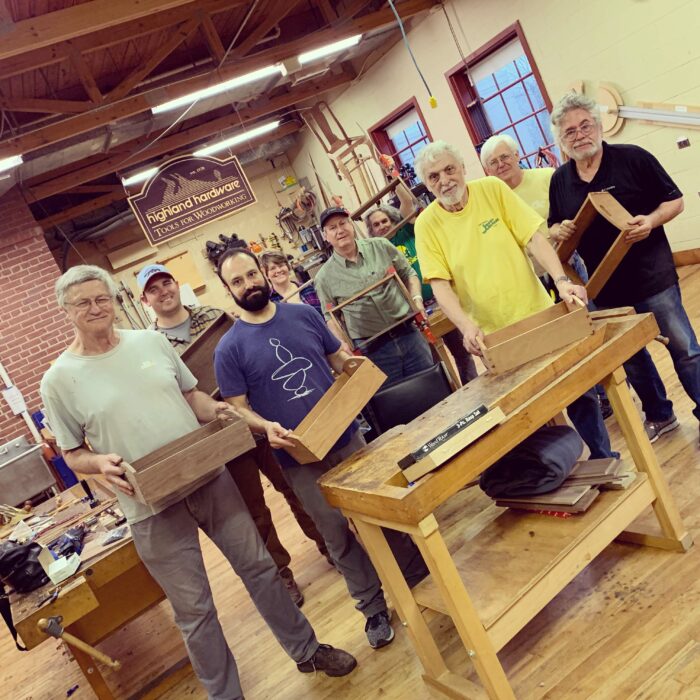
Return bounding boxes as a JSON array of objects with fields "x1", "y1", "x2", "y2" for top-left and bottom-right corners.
[{"x1": 40, "y1": 329, "x2": 217, "y2": 524}]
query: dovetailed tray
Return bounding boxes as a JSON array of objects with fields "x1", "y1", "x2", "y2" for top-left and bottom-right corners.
[
  {"x1": 479, "y1": 303, "x2": 594, "y2": 375},
  {"x1": 123, "y1": 417, "x2": 254, "y2": 507},
  {"x1": 181, "y1": 312, "x2": 234, "y2": 395},
  {"x1": 284, "y1": 357, "x2": 387, "y2": 464}
]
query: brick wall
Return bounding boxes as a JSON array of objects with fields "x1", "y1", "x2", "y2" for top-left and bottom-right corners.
[{"x1": 0, "y1": 186, "x2": 73, "y2": 443}]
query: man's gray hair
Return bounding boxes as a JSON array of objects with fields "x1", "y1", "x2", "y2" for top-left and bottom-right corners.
[
  {"x1": 414, "y1": 141, "x2": 464, "y2": 183},
  {"x1": 479, "y1": 134, "x2": 519, "y2": 168},
  {"x1": 55, "y1": 264, "x2": 118, "y2": 308},
  {"x1": 363, "y1": 204, "x2": 402, "y2": 234},
  {"x1": 550, "y1": 92, "x2": 602, "y2": 139}
]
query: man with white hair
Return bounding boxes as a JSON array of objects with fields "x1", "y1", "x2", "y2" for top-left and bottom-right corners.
[
  {"x1": 40, "y1": 265, "x2": 358, "y2": 699},
  {"x1": 548, "y1": 92, "x2": 699, "y2": 444},
  {"x1": 414, "y1": 141, "x2": 616, "y2": 459}
]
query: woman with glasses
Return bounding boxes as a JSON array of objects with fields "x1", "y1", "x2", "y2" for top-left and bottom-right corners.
[{"x1": 259, "y1": 250, "x2": 323, "y2": 316}]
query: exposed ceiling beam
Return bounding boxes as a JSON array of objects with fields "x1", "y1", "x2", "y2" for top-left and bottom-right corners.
[
  {"x1": 0, "y1": 0, "x2": 246, "y2": 81},
  {"x1": 107, "y1": 16, "x2": 202, "y2": 102},
  {"x1": 68, "y1": 44, "x2": 104, "y2": 104},
  {"x1": 0, "y1": 0, "x2": 436, "y2": 161},
  {"x1": 0, "y1": 96, "x2": 93, "y2": 114},
  {"x1": 198, "y1": 12, "x2": 226, "y2": 63},
  {"x1": 229, "y1": 0, "x2": 305, "y2": 59},
  {"x1": 25, "y1": 70, "x2": 354, "y2": 201},
  {"x1": 317, "y1": 0, "x2": 339, "y2": 25},
  {"x1": 36, "y1": 187, "x2": 125, "y2": 229},
  {"x1": 0, "y1": 0, "x2": 200, "y2": 61},
  {"x1": 66, "y1": 185, "x2": 126, "y2": 194}
]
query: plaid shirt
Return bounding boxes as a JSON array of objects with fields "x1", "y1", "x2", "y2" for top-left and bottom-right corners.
[
  {"x1": 149, "y1": 305, "x2": 223, "y2": 355},
  {"x1": 269, "y1": 283, "x2": 323, "y2": 316}
]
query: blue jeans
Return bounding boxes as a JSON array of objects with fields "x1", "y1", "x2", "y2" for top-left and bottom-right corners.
[
  {"x1": 567, "y1": 388, "x2": 617, "y2": 459},
  {"x1": 624, "y1": 283, "x2": 700, "y2": 422},
  {"x1": 360, "y1": 327, "x2": 434, "y2": 386}
]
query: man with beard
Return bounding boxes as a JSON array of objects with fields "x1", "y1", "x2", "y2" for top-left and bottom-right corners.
[
  {"x1": 213, "y1": 249, "x2": 429, "y2": 650},
  {"x1": 136, "y1": 263, "x2": 332, "y2": 607},
  {"x1": 548, "y1": 92, "x2": 699, "y2": 445},
  {"x1": 413, "y1": 140, "x2": 616, "y2": 460},
  {"x1": 41, "y1": 264, "x2": 357, "y2": 700}
]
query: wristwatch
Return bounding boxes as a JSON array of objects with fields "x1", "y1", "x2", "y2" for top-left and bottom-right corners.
[{"x1": 554, "y1": 275, "x2": 570, "y2": 285}]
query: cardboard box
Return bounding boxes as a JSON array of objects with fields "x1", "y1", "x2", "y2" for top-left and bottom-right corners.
[
  {"x1": 478, "y1": 303, "x2": 594, "y2": 375},
  {"x1": 284, "y1": 357, "x2": 387, "y2": 464},
  {"x1": 123, "y1": 417, "x2": 255, "y2": 507},
  {"x1": 181, "y1": 312, "x2": 235, "y2": 395}
]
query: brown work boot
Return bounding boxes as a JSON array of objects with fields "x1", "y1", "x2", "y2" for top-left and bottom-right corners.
[
  {"x1": 280, "y1": 569, "x2": 304, "y2": 607},
  {"x1": 297, "y1": 644, "x2": 357, "y2": 677}
]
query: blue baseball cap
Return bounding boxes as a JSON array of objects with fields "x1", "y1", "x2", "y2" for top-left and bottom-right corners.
[{"x1": 137, "y1": 264, "x2": 174, "y2": 291}]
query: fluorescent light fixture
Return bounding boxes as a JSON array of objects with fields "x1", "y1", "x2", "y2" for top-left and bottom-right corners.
[
  {"x1": 152, "y1": 64, "x2": 286, "y2": 114},
  {"x1": 0, "y1": 154, "x2": 23, "y2": 173},
  {"x1": 193, "y1": 120, "x2": 281, "y2": 157},
  {"x1": 298, "y1": 34, "x2": 361, "y2": 64},
  {"x1": 121, "y1": 167, "x2": 158, "y2": 187}
]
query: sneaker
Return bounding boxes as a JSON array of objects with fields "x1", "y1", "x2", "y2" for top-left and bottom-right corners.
[
  {"x1": 297, "y1": 644, "x2": 357, "y2": 677},
  {"x1": 365, "y1": 610, "x2": 395, "y2": 649},
  {"x1": 644, "y1": 414, "x2": 680, "y2": 443},
  {"x1": 280, "y1": 571, "x2": 304, "y2": 607}
]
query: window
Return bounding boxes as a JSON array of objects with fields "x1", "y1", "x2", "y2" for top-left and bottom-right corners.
[
  {"x1": 446, "y1": 22, "x2": 559, "y2": 168},
  {"x1": 370, "y1": 98, "x2": 432, "y2": 181}
]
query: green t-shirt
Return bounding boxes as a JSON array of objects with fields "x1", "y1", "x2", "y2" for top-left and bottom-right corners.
[
  {"x1": 390, "y1": 222, "x2": 433, "y2": 301},
  {"x1": 40, "y1": 329, "x2": 217, "y2": 524}
]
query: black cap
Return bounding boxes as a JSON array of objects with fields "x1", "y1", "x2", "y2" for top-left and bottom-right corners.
[{"x1": 319, "y1": 206, "x2": 350, "y2": 229}]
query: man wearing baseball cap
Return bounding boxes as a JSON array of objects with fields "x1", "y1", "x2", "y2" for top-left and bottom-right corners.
[
  {"x1": 314, "y1": 207, "x2": 434, "y2": 386},
  {"x1": 137, "y1": 263, "x2": 333, "y2": 607}
]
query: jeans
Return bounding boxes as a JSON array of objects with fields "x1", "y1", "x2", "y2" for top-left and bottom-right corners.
[
  {"x1": 360, "y1": 327, "x2": 434, "y2": 386},
  {"x1": 624, "y1": 283, "x2": 700, "y2": 422},
  {"x1": 131, "y1": 471, "x2": 318, "y2": 700},
  {"x1": 443, "y1": 328, "x2": 479, "y2": 384},
  {"x1": 567, "y1": 388, "x2": 617, "y2": 459}
]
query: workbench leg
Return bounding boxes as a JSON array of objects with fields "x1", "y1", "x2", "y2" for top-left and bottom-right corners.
[
  {"x1": 603, "y1": 367, "x2": 692, "y2": 552},
  {"x1": 413, "y1": 522, "x2": 516, "y2": 700},
  {"x1": 350, "y1": 516, "x2": 449, "y2": 681},
  {"x1": 69, "y1": 643, "x2": 115, "y2": 700},
  {"x1": 434, "y1": 338, "x2": 462, "y2": 391}
]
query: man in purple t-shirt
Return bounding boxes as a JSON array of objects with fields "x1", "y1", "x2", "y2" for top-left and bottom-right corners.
[{"x1": 214, "y1": 249, "x2": 427, "y2": 651}]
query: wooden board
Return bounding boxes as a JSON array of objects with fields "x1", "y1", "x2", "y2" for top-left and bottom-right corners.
[
  {"x1": 284, "y1": 357, "x2": 386, "y2": 464},
  {"x1": 556, "y1": 191, "x2": 635, "y2": 301},
  {"x1": 123, "y1": 417, "x2": 255, "y2": 507},
  {"x1": 157, "y1": 250, "x2": 205, "y2": 292},
  {"x1": 181, "y1": 312, "x2": 234, "y2": 395},
  {"x1": 106, "y1": 239, "x2": 157, "y2": 271},
  {"x1": 478, "y1": 303, "x2": 593, "y2": 374}
]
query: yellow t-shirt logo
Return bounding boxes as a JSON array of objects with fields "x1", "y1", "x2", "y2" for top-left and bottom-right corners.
[{"x1": 480, "y1": 218, "x2": 499, "y2": 234}]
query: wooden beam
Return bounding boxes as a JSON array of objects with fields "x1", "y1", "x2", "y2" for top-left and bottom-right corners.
[
  {"x1": 0, "y1": 0, "x2": 435, "y2": 160},
  {"x1": 0, "y1": 0, "x2": 199, "y2": 61},
  {"x1": 230, "y1": 0, "x2": 305, "y2": 58},
  {"x1": 67, "y1": 44, "x2": 103, "y2": 103},
  {"x1": 66, "y1": 185, "x2": 124, "y2": 194},
  {"x1": 25, "y1": 71, "x2": 349, "y2": 200},
  {"x1": 107, "y1": 16, "x2": 201, "y2": 102},
  {"x1": 318, "y1": 0, "x2": 339, "y2": 24},
  {"x1": 37, "y1": 188, "x2": 125, "y2": 229},
  {"x1": 198, "y1": 12, "x2": 226, "y2": 63},
  {"x1": 0, "y1": 0, "x2": 246, "y2": 82},
  {"x1": 0, "y1": 97, "x2": 93, "y2": 114}
]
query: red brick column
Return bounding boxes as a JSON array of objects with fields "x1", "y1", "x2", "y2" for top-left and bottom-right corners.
[{"x1": 0, "y1": 187, "x2": 73, "y2": 442}]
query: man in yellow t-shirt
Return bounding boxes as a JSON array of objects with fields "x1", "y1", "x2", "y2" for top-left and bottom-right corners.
[{"x1": 414, "y1": 140, "x2": 615, "y2": 459}]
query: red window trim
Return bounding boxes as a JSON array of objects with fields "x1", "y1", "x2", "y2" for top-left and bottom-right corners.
[
  {"x1": 444, "y1": 21, "x2": 553, "y2": 159},
  {"x1": 368, "y1": 96, "x2": 433, "y2": 159}
]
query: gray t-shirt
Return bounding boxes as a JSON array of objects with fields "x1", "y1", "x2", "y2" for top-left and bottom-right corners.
[
  {"x1": 160, "y1": 316, "x2": 191, "y2": 343},
  {"x1": 40, "y1": 329, "x2": 219, "y2": 524}
]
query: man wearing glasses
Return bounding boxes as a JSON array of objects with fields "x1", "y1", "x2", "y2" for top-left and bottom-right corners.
[{"x1": 548, "y1": 92, "x2": 700, "y2": 445}]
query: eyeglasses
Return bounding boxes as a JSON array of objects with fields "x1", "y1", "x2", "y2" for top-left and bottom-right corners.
[
  {"x1": 66, "y1": 295, "x2": 113, "y2": 311},
  {"x1": 486, "y1": 153, "x2": 515, "y2": 169},
  {"x1": 562, "y1": 121, "x2": 597, "y2": 142}
]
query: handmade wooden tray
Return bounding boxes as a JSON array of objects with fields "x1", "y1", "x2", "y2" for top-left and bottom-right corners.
[
  {"x1": 123, "y1": 416, "x2": 254, "y2": 507},
  {"x1": 556, "y1": 191, "x2": 634, "y2": 300},
  {"x1": 284, "y1": 357, "x2": 387, "y2": 464},
  {"x1": 181, "y1": 312, "x2": 234, "y2": 395},
  {"x1": 478, "y1": 303, "x2": 594, "y2": 374}
]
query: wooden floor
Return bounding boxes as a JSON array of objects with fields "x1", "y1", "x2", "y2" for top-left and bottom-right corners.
[{"x1": 4, "y1": 266, "x2": 700, "y2": 700}]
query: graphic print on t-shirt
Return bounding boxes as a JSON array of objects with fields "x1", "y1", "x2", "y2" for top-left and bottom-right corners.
[{"x1": 269, "y1": 337, "x2": 315, "y2": 401}]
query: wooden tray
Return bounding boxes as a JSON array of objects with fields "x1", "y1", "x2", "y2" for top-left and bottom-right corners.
[
  {"x1": 284, "y1": 357, "x2": 387, "y2": 464},
  {"x1": 181, "y1": 312, "x2": 234, "y2": 395},
  {"x1": 556, "y1": 191, "x2": 634, "y2": 300},
  {"x1": 123, "y1": 417, "x2": 254, "y2": 507},
  {"x1": 478, "y1": 303, "x2": 593, "y2": 374}
]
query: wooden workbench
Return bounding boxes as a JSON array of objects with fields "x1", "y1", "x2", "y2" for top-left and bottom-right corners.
[
  {"x1": 10, "y1": 497, "x2": 189, "y2": 699},
  {"x1": 320, "y1": 312, "x2": 692, "y2": 699}
]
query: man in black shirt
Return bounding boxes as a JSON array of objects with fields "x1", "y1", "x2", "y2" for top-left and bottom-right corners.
[{"x1": 548, "y1": 93, "x2": 700, "y2": 445}]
